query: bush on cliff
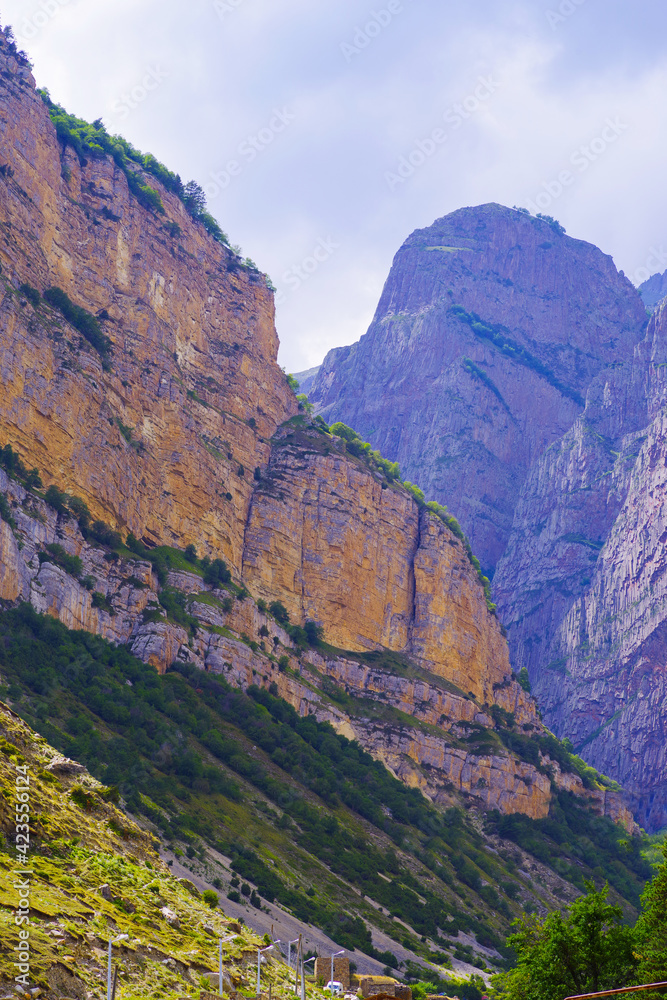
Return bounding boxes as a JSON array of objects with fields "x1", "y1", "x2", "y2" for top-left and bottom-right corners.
[
  {"x1": 0, "y1": 443, "x2": 41, "y2": 490},
  {"x1": 37, "y1": 91, "x2": 238, "y2": 252},
  {"x1": 43, "y1": 286, "x2": 112, "y2": 362}
]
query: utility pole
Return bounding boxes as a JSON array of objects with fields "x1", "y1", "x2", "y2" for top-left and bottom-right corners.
[
  {"x1": 330, "y1": 950, "x2": 344, "y2": 991},
  {"x1": 218, "y1": 933, "x2": 238, "y2": 997},
  {"x1": 294, "y1": 935, "x2": 301, "y2": 995}
]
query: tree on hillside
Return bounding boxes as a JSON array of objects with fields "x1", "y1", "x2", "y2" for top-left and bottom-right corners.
[
  {"x1": 635, "y1": 842, "x2": 667, "y2": 992},
  {"x1": 491, "y1": 884, "x2": 638, "y2": 1000}
]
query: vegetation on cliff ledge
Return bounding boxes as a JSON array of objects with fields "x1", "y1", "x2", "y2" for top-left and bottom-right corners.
[
  {"x1": 449, "y1": 304, "x2": 584, "y2": 406},
  {"x1": 279, "y1": 398, "x2": 497, "y2": 614},
  {"x1": 0, "y1": 606, "x2": 651, "y2": 949},
  {"x1": 35, "y1": 89, "x2": 265, "y2": 281}
]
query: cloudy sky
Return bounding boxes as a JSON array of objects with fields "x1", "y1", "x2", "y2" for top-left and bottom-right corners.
[{"x1": 4, "y1": 0, "x2": 667, "y2": 372}]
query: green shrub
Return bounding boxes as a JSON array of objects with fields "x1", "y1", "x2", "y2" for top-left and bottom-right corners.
[
  {"x1": 0, "y1": 445, "x2": 41, "y2": 490},
  {"x1": 40, "y1": 543, "x2": 83, "y2": 578},
  {"x1": 158, "y1": 588, "x2": 198, "y2": 634},
  {"x1": 184, "y1": 544, "x2": 197, "y2": 563},
  {"x1": 517, "y1": 667, "x2": 531, "y2": 693},
  {"x1": 88, "y1": 520, "x2": 122, "y2": 549},
  {"x1": 269, "y1": 601, "x2": 290, "y2": 625},
  {"x1": 43, "y1": 286, "x2": 112, "y2": 362},
  {"x1": 67, "y1": 496, "x2": 91, "y2": 533},
  {"x1": 44, "y1": 484, "x2": 69, "y2": 515},
  {"x1": 203, "y1": 558, "x2": 231, "y2": 588},
  {"x1": 304, "y1": 620, "x2": 324, "y2": 647},
  {"x1": 0, "y1": 493, "x2": 16, "y2": 530},
  {"x1": 91, "y1": 592, "x2": 113, "y2": 614},
  {"x1": 202, "y1": 889, "x2": 219, "y2": 908},
  {"x1": 19, "y1": 282, "x2": 41, "y2": 307},
  {"x1": 70, "y1": 785, "x2": 96, "y2": 811}
]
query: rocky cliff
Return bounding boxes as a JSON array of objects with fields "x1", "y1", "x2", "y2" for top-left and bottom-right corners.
[
  {"x1": 494, "y1": 302, "x2": 667, "y2": 831},
  {"x1": 0, "y1": 461, "x2": 635, "y2": 831},
  {"x1": 0, "y1": 30, "x2": 296, "y2": 571},
  {"x1": 0, "y1": 26, "x2": 572, "y2": 827},
  {"x1": 308, "y1": 204, "x2": 647, "y2": 572},
  {"x1": 639, "y1": 268, "x2": 667, "y2": 311}
]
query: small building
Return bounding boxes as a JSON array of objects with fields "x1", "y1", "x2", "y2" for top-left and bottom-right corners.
[
  {"x1": 357, "y1": 976, "x2": 398, "y2": 998},
  {"x1": 315, "y1": 956, "x2": 351, "y2": 990}
]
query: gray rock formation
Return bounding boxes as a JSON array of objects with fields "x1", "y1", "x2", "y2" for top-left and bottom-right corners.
[
  {"x1": 309, "y1": 204, "x2": 647, "y2": 572},
  {"x1": 639, "y1": 268, "x2": 667, "y2": 312},
  {"x1": 494, "y1": 302, "x2": 667, "y2": 831}
]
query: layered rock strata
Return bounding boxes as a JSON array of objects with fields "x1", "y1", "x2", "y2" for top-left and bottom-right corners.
[
  {"x1": 0, "y1": 32, "x2": 296, "y2": 570},
  {"x1": 0, "y1": 466, "x2": 633, "y2": 828},
  {"x1": 242, "y1": 422, "x2": 514, "y2": 704},
  {"x1": 494, "y1": 303, "x2": 667, "y2": 831}
]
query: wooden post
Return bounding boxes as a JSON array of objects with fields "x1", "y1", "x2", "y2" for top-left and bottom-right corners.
[{"x1": 110, "y1": 965, "x2": 119, "y2": 1000}]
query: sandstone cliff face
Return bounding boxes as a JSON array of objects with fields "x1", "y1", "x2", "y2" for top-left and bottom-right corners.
[
  {"x1": 0, "y1": 33, "x2": 296, "y2": 570},
  {"x1": 0, "y1": 466, "x2": 632, "y2": 828},
  {"x1": 0, "y1": 32, "x2": 628, "y2": 830},
  {"x1": 308, "y1": 204, "x2": 647, "y2": 572},
  {"x1": 242, "y1": 421, "x2": 515, "y2": 704},
  {"x1": 494, "y1": 303, "x2": 667, "y2": 831}
]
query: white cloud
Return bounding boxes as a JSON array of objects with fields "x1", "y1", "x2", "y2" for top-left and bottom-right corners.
[{"x1": 3, "y1": 0, "x2": 667, "y2": 371}]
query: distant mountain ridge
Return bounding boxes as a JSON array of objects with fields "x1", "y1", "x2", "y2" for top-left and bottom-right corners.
[
  {"x1": 639, "y1": 267, "x2": 667, "y2": 312},
  {"x1": 305, "y1": 206, "x2": 667, "y2": 830},
  {"x1": 308, "y1": 203, "x2": 647, "y2": 573}
]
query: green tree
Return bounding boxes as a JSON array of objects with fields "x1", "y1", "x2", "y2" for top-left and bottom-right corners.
[
  {"x1": 635, "y1": 842, "x2": 667, "y2": 990},
  {"x1": 491, "y1": 885, "x2": 638, "y2": 1000}
]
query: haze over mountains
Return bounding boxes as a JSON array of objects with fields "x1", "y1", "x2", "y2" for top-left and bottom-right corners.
[{"x1": 305, "y1": 205, "x2": 667, "y2": 831}]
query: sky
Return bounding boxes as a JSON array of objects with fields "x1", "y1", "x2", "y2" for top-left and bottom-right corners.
[{"x1": 4, "y1": 0, "x2": 667, "y2": 373}]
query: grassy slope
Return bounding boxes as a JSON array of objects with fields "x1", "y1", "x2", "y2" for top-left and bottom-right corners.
[
  {"x1": 0, "y1": 606, "x2": 652, "y2": 991},
  {"x1": 0, "y1": 702, "x2": 286, "y2": 998}
]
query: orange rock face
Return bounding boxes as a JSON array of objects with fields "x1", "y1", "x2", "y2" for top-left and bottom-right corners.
[
  {"x1": 242, "y1": 424, "x2": 419, "y2": 651},
  {"x1": 0, "y1": 39, "x2": 296, "y2": 569},
  {"x1": 0, "y1": 33, "x2": 595, "y2": 823},
  {"x1": 243, "y1": 424, "x2": 517, "y2": 703}
]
